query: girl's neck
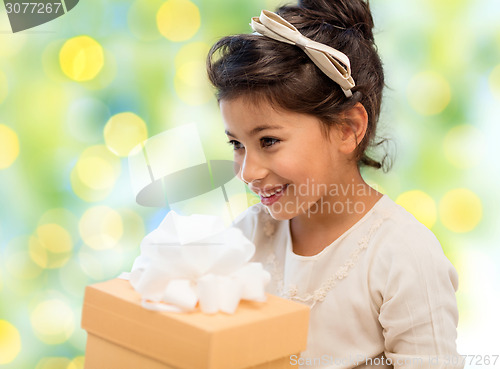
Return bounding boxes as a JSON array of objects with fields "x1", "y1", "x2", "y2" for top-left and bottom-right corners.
[{"x1": 289, "y1": 173, "x2": 382, "y2": 256}]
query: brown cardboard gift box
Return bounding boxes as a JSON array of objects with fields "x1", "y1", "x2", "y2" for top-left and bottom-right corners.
[{"x1": 81, "y1": 278, "x2": 309, "y2": 369}]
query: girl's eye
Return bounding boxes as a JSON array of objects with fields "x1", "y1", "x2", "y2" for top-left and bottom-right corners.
[
  {"x1": 260, "y1": 137, "x2": 280, "y2": 148},
  {"x1": 227, "y1": 140, "x2": 244, "y2": 150}
]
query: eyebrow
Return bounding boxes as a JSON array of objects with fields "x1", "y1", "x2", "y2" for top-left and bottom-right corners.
[{"x1": 225, "y1": 124, "x2": 283, "y2": 138}]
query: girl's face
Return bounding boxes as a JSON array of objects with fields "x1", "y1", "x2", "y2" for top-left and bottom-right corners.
[{"x1": 221, "y1": 96, "x2": 354, "y2": 220}]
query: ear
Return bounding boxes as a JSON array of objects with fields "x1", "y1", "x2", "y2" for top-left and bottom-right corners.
[{"x1": 337, "y1": 102, "x2": 368, "y2": 155}]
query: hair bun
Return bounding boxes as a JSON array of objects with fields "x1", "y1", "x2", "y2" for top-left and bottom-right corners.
[{"x1": 298, "y1": 0, "x2": 375, "y2": 41}]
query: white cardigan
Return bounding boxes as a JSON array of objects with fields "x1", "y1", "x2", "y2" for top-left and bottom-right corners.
[{"x1": 233, "y1": 195, "x2": 464, "y2": 369}]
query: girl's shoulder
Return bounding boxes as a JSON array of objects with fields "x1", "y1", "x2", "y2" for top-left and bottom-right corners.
[
  {"x1": 368, "y1": 196, "x2": 460, "y2": 331},
  {"x1": 369, "y1": 195, "x2": 458, "y2": 287},
  {"x1": 374, "y1": 195, "x2": 442, "y2": 250}
]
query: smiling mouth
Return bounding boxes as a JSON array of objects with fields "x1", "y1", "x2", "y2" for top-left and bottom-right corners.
[{"x1": 260, "y1": 184, "x2": 289, "y2": 198}]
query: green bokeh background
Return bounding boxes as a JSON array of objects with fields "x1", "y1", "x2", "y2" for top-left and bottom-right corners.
[{"x1": 1, "y1": 0, "x2": 499, "y2": 368}]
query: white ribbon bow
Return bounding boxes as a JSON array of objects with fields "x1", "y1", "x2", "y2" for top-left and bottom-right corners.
[
  {"x1": 251, "y1": 10, "x2": 355, "y2": 97},
  {"x1": 121, "y1": 211, "x2": 271, "y2": 314}
]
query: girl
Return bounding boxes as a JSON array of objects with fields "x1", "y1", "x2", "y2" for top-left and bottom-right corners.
[{"x1": 207, "y1": 0, "x2": 463, "y2": 368}]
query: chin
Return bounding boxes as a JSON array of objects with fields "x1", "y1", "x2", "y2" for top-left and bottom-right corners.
[
  {"x1": 263, "y1": 205, "x2": 297, "y2": 221},
  {"x1": 263, "y1": 195, "x2": 322, "y2": 221}
]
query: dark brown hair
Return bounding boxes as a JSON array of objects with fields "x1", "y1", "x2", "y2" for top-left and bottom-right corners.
[{"x1": 207, "y1": 0, "x2": 389, "y2": 170}]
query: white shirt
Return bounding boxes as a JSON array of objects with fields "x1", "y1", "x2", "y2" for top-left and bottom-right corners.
[{"x1": 233, "y1": 195, "x2": 463, "y2": 369}]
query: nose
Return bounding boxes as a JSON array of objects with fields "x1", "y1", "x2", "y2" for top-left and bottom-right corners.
[{"x1": 238, "y1": 151, "x2": 267, "y2": 184}]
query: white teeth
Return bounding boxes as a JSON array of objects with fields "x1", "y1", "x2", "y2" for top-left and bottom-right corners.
[
  {"x1": 262, "y1": 191, "x2": 276, "y2": 198},
  {"x1": 262, "y1": 185, "x2": 286, "y2": 198}
]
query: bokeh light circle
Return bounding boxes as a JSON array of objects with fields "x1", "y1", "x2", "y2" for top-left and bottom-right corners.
[
  {"x1": 407, "y1": 71, "x2": 451, "y2": 115},
  {"x1": 443, "y1": 124, "x2": 486, "y2": 169},
  {"x1": 396, "y1": 190, "x2": 437, "y2": 229},
  {"x1": 0, "y1": 124, "x2": 20, "y2": 169},
  {"x1": 30, "y1": 299, "x2": 75, "y2": 345},
  {"x1": 0, "y1": 320, "x2": 21, "y2": 365},
  {"x1": 174, "y1": 42, "x2": 212, "y2": 104},
  {"x1": 175, "y1": 60, "x2": 211, "y2": 105},
  {"x1": 5, "y1": 237, "x2": 44, "y2": 281},
  {"x1": 38, "y1": 208, "x2": 79, "y2": 237},
  {"x1": 81, "y1": 49, "x2": 117, "y2": 90},
  {"x1": 68, "y1": 356, "x2": 85, "y2": 369},
  {"x1": 71, "y1": 145, "x2": 121, "y2": 202},
  {"x1": 439, "y1": 188, "x2": 482, "y2": 233},
  {"x1": 59, "y1": 36, "x2": 104, "y2": 81},
  {"x1": 157, "y1": 0, "x2": 201, "y2": 42},
  {"x1": 489, "y1": 64, "x2": 500, "y2": 100},
  {"x1": 76, "y1": 156, "x2": 115, "y2": 190},
  {"x1": 79, "y1": 206, "x2": 124, "y2": 250},
  {"x1": 104, "y1": 112, "x2": 148, "y2": 157},
  {"x1": 0, "y1": 69, "x2": 7, "y2": 104},
  {"x1": 29, "y1": 224, "x2": 73, "y2": 269},
  {"x1": 37, "y1": 224, "x2": 72, "y2": 254},
  {"x1": 175, "y1": 42, "x2": 210, "y2": 68}
]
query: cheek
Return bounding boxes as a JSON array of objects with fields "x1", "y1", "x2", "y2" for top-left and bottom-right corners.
[
  {"x1": 276, "y1": 164, "x2": 311, "y2": 187},
  {"x1": 286, "y1": 158, "x2": 334, "y2": 190},
  {"x1": 232, "y1": 156, "x2": 243, "y2": 180},
  {"x1": 289, "y1": 155, "x2": 322, "y2": 179}
]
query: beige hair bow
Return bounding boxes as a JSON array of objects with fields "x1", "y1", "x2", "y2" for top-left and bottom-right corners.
[{"x1": 251, "y1": 10, "x2": 355, "y2": 97}]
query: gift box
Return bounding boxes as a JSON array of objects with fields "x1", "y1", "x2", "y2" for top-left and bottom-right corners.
[{"x1": 81, "y1": 278, "x2": 309, "y2": 369}]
